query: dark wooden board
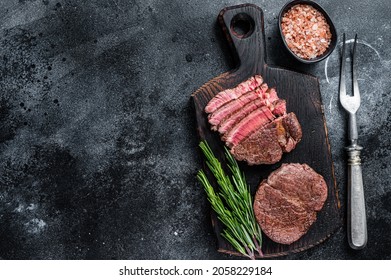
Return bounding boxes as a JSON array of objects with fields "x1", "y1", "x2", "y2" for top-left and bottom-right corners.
[{"x1": 191, "y1": 4, "x2": 341, "y2": 258}]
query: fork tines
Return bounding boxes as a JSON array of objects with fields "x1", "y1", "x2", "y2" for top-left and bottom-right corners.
[{"x1": 339, "y1": 33, "x2": 360, "y2": 114}]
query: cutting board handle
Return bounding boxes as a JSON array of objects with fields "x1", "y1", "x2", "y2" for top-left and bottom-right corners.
[{"x1": 218, "y1": 4, "x2": 266, "y2": 76}]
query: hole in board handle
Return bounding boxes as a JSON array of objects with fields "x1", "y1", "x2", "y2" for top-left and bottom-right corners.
[{"x1": 230, "y1": 13, "x2": 255, "y2": 39}]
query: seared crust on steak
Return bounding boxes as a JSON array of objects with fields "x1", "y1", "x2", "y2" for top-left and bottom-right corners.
[
  {"x1": 282, "y1": 112, "x2": 302, "y2": 143},
  {"x1": 253, "y1": 163, "x2": 328, "y2": 244},
  {"x1": 231, "y1": 113, "x2": 302, "y2": 165}
]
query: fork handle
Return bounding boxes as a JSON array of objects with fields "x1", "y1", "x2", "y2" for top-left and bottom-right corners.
[
  {"x1": 346, "y1": 145, "x2": 367, "y2": 249},
  {"x1": 349, "y1": 113, "x2": 358, "y2": 142}
]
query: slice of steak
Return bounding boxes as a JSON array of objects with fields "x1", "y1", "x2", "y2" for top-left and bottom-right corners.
[
  {"x1": 208, "y1": 85, "x2": 267, "y2": 127},
  {"x1": 271, "y1": 99, "x2": 286, "y2": 116},
  {"x1": 210, "y1": 85, "x2": 275, "y2": 130},
  {"x1": 230, "y1": 121, "x2": 283, "y2": 165},
  {"x1": 253, "y1": 163, "x2": 328, "y2": 245},
  {"x1": 265, "y1": 88, "x2": 278, "y2": 102},
  {"x1": 217, "y1": 98, "x2": 266, "y2": 135},
  {"x1": 204, "y1": 75, "x2": 263, "y2": 113},
  {"x1": 282, "y1": 112, "x2": 302, "y2": 143},
  {"x1": 230, "y1": 113, "x2": 302, "y2": 165},
  {"x1": 225, "y1": 106, "x2": 275, "y2": 148},
  {"x1": 218, "y1": 97, "x2": 284, "y2": 136}
]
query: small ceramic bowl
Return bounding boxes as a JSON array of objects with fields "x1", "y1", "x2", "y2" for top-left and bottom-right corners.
[{"x1": 278, "y1": 0, "x2": 338, "y2": 64}]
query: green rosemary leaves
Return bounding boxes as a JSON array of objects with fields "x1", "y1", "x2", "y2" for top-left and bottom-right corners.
[{"x1": 197, "y1": 141, "x2": 263, "y2": 259}]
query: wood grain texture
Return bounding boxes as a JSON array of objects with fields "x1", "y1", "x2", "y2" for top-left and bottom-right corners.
[{"x1": 192, "y1": 4, "x2": 341, "y2": 258}]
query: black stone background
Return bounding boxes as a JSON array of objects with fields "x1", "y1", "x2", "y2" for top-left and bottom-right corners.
[{"x1": 0, "y1": 0, "x2": 390, "y2": 260}]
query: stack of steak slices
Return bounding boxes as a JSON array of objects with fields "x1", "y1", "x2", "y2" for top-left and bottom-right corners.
[{"x1": 205, "y1": 75, "x2": 302, "y2": 165}]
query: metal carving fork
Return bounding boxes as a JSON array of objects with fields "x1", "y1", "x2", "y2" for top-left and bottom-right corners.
[{"x1": 339, "y1": 34, "x2": 367, "y2": 249}]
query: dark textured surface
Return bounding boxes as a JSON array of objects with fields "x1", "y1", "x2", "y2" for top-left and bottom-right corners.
[{"x1": 0, "y1": 0, "x2": 390, "y2": 260}]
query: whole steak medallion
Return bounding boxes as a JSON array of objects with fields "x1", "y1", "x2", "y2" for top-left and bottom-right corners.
[{"x1": 253, "y1": 163, "x2": 328, "y2": 244}]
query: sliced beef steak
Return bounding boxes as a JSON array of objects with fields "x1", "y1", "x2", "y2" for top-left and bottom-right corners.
[
  {"x1": 253, "y1": 163, "x2": 328, "y2": 245},
  {"x1": 271, "y1": 99, "x2": 286, "y2": 116},
  {"x1": 218, "y1": 97, "x2": 284, "y2": 135},
  {"x1": 225, "y1": 106, "x2": 275, "y2": 147},
  {"x1": 205, "y1": 75, "x2": 263, "y2": 113},
  {"x1": 208, "y1": 86, "x2": 267, "y2": 127},
  {"x1": 204, "y1": 75, "x2": 302, "y2": 165},
  {"x1": 231, "y1": 113, "x2": 302, "y2": 165}
]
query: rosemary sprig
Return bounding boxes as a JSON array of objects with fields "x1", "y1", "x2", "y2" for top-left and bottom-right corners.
[{"x1": 196, "y1": 140, "x2": 263, "y2": 259}]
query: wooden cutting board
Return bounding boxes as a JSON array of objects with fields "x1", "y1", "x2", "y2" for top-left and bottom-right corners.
[{"x1": 192, "y1": 4, "x2": 341, "y2": 258}]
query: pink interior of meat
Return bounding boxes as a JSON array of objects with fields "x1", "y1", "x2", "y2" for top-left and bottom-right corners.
[
  {"x1": 225, "y1": 106, "x2": 275, "y2": 147},
  {"x1": 208, "y1": 87, "x2": 264, "y2": 127},
  {"x1": 204, "y1": 75, "x2": 263, "y2": 113},
  {"x1": 205, "y1": 75, "x2": 300, "y2": 157}
]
